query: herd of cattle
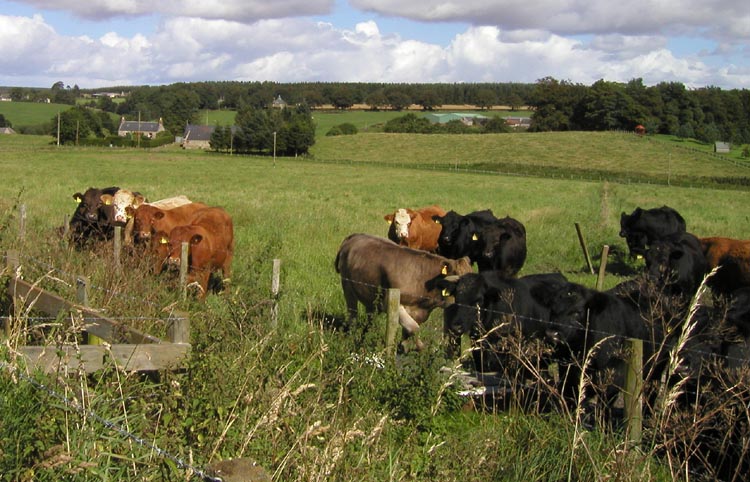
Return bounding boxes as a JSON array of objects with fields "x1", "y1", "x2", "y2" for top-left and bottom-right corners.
[
  {"x1": 336, "y1": 204, "x2": 750, "y2": 427},
  {"x1": 67, "y1": 186, "x2": 234, "y2": 298},
  {"x1": 64, "y1": 189, "x2": 750, "y2": 423}
]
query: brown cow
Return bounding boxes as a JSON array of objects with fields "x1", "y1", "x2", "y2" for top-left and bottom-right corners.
[
  {"x1": 133, "y1": 202, "x2": 209, "y2": 245},
  {"x1": 384, "y1": 205, "x2": 446, "y2": 252},
  {"x1": 335, "y1": 233, "x2": 473, "y2": 350},
  {"x1": 700, "y1": 236, "x2": 750, "y2": 295},
  {"x1": 163, "y1": 207, "x2": 234, "y2": 298}
]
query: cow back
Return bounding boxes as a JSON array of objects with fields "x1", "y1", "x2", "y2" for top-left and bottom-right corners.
[{"x1": 136, "y1": 202, "x2": 209, "y2": 239}]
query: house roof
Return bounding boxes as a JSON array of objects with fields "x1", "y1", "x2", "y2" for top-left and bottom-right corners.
[
  {"x1": 119, "y1": 119, "x2": 162, "y2": 133},
  {"x1": 424, "y1": 113, "x2": 490, "y2": 124},
  {"x1": 184, "y1": 124, "x2": 215, "y2": 142},
  {"x1": 0, "y1": 127, "x2": 16, "y2": 134}
]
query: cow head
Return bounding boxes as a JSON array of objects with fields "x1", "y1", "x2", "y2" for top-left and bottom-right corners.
[
  {"x1": 438, "y1": 273, "x2": 487, "y2": 337},
  {"x1": 385, "y1": 208, "x2": 413, "y2": 242},
  {"x1": 546, "y1": 283, "x2": 590, "y2": 347},
  {"x1": 109, "y1": 189, "x2": 146, "y2": 225},
  {"x1": 73, "y1": 188, "x2": 112, "y2": 222},
  {"x1": 432, "y1": 211, "x2": 481, "y2": 258},
  {"x1": 133, "y1": 205, "x2": 163, "y2": 241},
  {"x1": 644, "y1": 233, "x2": 707, "y2": 297}
]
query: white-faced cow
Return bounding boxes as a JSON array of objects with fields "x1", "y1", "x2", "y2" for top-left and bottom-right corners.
[{"x1": 384, "y1": 205, "x2": 446, "y2": 252}]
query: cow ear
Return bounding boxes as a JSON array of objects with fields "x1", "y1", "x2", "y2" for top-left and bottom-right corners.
[
  {"x1": 190, "y1": 234, "x2": 203, "y2": 245},
  {"x1": 434, "y1": 277, "x2": 457, "y2": 297},
  {"x1": 133, "y1": 193, "x2": 146, "y2": 207},
  {"x1": 384, "y1": 214, "x2": 393, "y2": 224},
  {"x1": 101, "y1": 194, "x2": 113, "y2": 205}
]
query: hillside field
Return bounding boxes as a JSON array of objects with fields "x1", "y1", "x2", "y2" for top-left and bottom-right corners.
[{"x1": 1, "y1": 131, "x2": 749, "y2": 480}]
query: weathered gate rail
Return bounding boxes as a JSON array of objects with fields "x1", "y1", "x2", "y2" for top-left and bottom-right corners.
[{"x1": 4, "y1": 249, "x2": 190, "y2": 374}]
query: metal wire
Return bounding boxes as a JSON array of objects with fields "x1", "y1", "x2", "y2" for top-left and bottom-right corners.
[{"x1": 0, "y1": 360, "x2": 222, "y2": 482}]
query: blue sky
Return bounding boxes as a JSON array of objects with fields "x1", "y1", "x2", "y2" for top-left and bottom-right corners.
[{"x1": 0, "y1": 0, "x2": 747, "y2": 89}]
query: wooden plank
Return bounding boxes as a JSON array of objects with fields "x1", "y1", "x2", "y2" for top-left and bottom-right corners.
[
  {"x1": 18, "y1": 344, "x2": 191, "y2": 374},
  {"x1": 575, "y1": 222, "x2": 595, "y2": 274},
  {"x1": 8, "y1": 277, "x2": 162, "y2": 344}
]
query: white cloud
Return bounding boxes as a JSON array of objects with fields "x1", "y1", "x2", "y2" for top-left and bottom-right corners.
[
  {"x1": 350, "y1": 0, "x2": 750, "y2": 38},
  {"x1": 0, "y1": 12, "x2": 747, "y2": 89},
  {"x1": 11, "y1": 0, "x2": 335, "y2": 21}
]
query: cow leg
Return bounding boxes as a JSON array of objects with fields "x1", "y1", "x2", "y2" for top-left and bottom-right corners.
[
  {"x1": 341, "y1": 281, "x2": 360, "y2": 322},
  {"x1": 398, "y1": 306, "x2": 421, "y2": 333}
]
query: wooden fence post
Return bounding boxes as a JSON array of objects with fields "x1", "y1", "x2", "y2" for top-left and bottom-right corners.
[
  {"x1": 385, "y1": 288, "x2": 400, "y2": 356},
  {"x1": 167, "y1": 310, "x2": 190, "y2": 344},
  {"x1": 624, "y1": 338, "x2": 643, "y2": 446},
  {"x1": 270, "y1": 259, "x2": 281, "y2": 329},
  {"x1": 179, "y1": 241, "x2": 189, "y2": 300},
  {"x1": 575, "y1": 222, "x2": 594, "y2": 274},
  {"x1": 595, "y1": 245, "x2": 610, "y2": 291},
  {"x1": 78, "y1": 276, "x2": 101, "y2": 345}
]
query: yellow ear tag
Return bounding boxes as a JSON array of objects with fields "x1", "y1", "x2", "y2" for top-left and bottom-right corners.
[
  {"x1": 104, "y1": 199, "x2": 112, "y2": 205},
  {"x1": 472, "y1": 233, "x2": 478, "y2": 241},
  {"x1": 386, "y1": 220, "x2": 392, "y2": 225},
  {"x1": 159, "y1": 237, "x2": 169, "y2": 245},
  {"x1": 442, "y1": 288, "x2": 450, "y2": 297},
  {"x1": 434, "y1": 219, "x2": 441, "y2": 224},
  {"x1": 441, "y1": 265, "x2": 448, "y2": 275},
  {"x1": 74, "y1": 196, "x2": 81, "y2": 203},
  {"x1": 636, "y1": 254, "x2": 643, "y2": 260}
]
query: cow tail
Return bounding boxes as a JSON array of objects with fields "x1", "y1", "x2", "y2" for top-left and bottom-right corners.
[{"x1": 334, "y1": 249, "x2": 342, "y2": 274}]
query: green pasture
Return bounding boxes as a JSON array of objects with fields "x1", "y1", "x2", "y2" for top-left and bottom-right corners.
[
  {"x1": 0, "y1": 101, "x2": 70, "y2": 127},
  {"x1": 0, "y1": 133, "x2": 746, "y2": 480}
]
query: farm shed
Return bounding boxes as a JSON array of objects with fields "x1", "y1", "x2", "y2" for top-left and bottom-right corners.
[
  {"x1": 505, "y1": 116, "x2": 531, "y2": 129},
  {"x1": 0, "y1": 127, "x2": 16, "y2": 134},
  {"x1": 182, "y1": 124, "x2": 215, "y2": 149},
  {"x1": 424, "y1": 113, "x2": 490, "y2": 126},
  {"x1": 715, "y1": 141, "x2": 731, "y2": 153},
  {"x1": 118, "y1": 116, "x2": 165, "y2": 139}
]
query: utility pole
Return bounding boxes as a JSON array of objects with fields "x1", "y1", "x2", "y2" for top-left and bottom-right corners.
[
  {"x1": 56, "y1": 112, "x2": 60, "y2": 146},
  {"x1": 137, "y1": 111, "x2": 141, "y2": 148},
  {"x1": 273, "y1": 131, "x2": 276, "y2": 167}
]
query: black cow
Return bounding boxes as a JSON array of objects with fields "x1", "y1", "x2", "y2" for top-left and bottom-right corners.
[
  {"x1": 644, "y1": 231, "x2": 707, "y2": 299},
  {"x1": 68, "y1": 186, "x2": 119, "y2": 248},
  {"x1": 546, "y1": 283, "x2": 650, "y2": 426},
  {"x1": 439, "y1": 271, "x2": 568, "y2": 374},
  {"x1": 432, "y1": 209, "x2": 498, "y2": 262},
  {"x1": 475, "y1": 216, "x2": 527, "y2": 277},
  {"x1": 619, "y1": 205, "x2": 686, "y2": 257}
]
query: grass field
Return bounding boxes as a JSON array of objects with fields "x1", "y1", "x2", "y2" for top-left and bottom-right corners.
[{"x1": 0, "y1": 131, "x2": 748, "y2": 480}]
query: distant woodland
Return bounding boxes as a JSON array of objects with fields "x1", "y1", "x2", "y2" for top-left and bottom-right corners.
[{"x1": 4, "y1": 78, "x2": 749, "y2": 144}]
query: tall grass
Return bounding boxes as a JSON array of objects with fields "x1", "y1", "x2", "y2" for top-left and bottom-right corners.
[{"x1": 0, "y1": 134, "x2": 748, "y2": 479}]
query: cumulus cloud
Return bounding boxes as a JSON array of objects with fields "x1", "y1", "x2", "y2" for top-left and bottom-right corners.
[
  {"x1": 0, "y1": 12, "x2": 747, "y2": 89},
  {"x1": 10, "y1": 0, "x2": 335, "y2": 21},
  {"x1": 350, "y1": 0, "x2": 750, "y2": 38}
]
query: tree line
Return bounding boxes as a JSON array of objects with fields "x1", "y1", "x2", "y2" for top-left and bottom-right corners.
[{"x1": 7, "y1": 77, "x2": 748, "y2": 147}]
